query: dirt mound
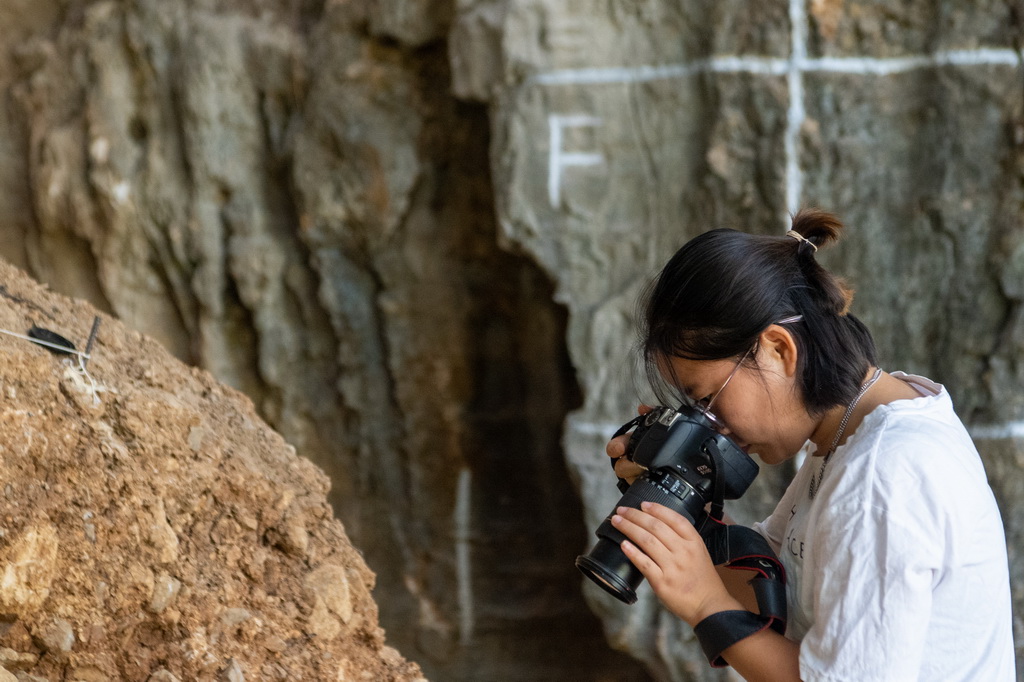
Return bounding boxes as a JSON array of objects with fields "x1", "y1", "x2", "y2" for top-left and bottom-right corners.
[{"x1": 0, "y1": 260, "x2": 425, "y2": 681}]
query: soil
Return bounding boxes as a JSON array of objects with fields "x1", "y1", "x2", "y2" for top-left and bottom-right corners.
[{"x1": 0, "y1": 259, "x2": 426, "y2": 681}]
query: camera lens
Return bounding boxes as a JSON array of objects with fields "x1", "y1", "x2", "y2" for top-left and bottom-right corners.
[
  {"x1": 575, "y1": 470, "x2": 704, "y2": 604},
  {"x1": 575, "y1": 539, "x2": 642, "y2": 604}
]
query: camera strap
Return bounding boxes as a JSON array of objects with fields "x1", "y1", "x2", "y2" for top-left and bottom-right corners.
[
  {"x1": 695, "y1": 439, "x2": 788, "y2": 668},
  {"x1": 610, "y1": 415, "x2": 645, "y2": 493},
  {"x1": 694, "y1": 519, "x2": 787, "y2": 667},
  {"x1": 706, "y1": 439, "x2": 727, "y2": 523}
]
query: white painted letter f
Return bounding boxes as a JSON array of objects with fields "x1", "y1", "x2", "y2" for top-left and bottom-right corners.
[{"x1": 547, "y1": 114, "x2": 604, "y2": 208}]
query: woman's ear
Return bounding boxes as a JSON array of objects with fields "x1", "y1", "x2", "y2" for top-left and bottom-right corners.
[{"x1": 758, "y1": 325, "x2": 800, "y2": 377}]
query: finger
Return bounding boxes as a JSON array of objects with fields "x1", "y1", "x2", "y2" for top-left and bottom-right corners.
[
  {"x1": 606, "y1": 435, "x2": 627, "y2": 459},
  {"x1": 607, "y1": 405, "x2": 655, "y2": 458},
  {"x1": 619, "y1": 538, "x2": 662, "y2": 580},
  {"x1": 614, "y1": 504, "x2": 702, "y2": 565},
  {"x1": 613, "y1": 457, "x2": 644, "y2": 481},
  {"x1": 610, "y1": 509, "x2": 676, "y2": 567},
  {"x1": 638, "y1": 502, "x2": 703, "y2": 542}
]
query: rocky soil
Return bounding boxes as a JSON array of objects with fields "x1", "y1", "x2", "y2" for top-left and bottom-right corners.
[{"x1": 0, "y1": 258, "x2": 424, "y2": 682}]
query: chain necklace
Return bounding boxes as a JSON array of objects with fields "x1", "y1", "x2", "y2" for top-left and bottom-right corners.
[{"x1": 808, "y1": 367, "x2": 883, "y2": 500}]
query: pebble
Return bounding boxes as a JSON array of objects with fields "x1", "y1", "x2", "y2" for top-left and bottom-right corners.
[
  {"x1": 219, "y1": 608, "x2": 252, "y2": 629},
  {"x1": 0, "y1": 647, "x2": 36, "y2": 671},
  {"x1": 263, "y1": 635, "x2": 287, "y2": 653},
  {"x1": 33, "y1": 618, "x2": 74, "y2": 654},
  {"x1": 148, "y1": 574, "x2": 182, "y2": 614},
  {"x1": 304, "y1": 565, "x2": 353, "y2": 623},
  {"x1": 221, "y1": 659, "x2": 244, "y2": 682}
]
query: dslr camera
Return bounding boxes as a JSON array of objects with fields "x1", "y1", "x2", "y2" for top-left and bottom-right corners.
[{"x1": 575, "y1": 404, "x2": 759, "y2": 604}]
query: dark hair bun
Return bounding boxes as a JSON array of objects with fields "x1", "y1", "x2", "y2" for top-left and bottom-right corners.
[
  {"x1": 790, "y1": 208, "x2": 845, "y2": 250},
  {"x1": 789, "y1": 208, "x2": 855, "y2": 315}
]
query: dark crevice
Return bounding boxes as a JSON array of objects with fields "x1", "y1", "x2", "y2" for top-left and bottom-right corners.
[
  {"x1": 392, "y1": 36, "x2": 655, "y2": 682},
  {"x1": 216, "y1": 238, "x2": 269, "y2": 403}
]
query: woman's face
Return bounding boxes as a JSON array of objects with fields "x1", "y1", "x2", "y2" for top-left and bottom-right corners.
[{"x1": 660, "y1": 348, "x2": 812, "y2": 465}]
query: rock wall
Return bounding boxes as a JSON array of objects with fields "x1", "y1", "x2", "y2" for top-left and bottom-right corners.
[
  {"x1": 457, "y1": 0, "x2": 1024, "y2": 678},
  {"x1": 1, "y1": 0, "x2": 1022, "y2": 680},
  {"x1": 0, "y1": 1, "x2": 648, "y2": 681}
]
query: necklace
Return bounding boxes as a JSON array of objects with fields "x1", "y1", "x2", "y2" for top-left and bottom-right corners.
[{"x1": 808, "y1": 367, "x2": 883, "y2": 500}]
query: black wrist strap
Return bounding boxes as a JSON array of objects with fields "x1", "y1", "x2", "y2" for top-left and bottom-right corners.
[
  {"x1": 694, "y1": 610, "x2": 774, "y2": 667},
  {"x1": 694, "y1": 520, "x2": 788, "y2": 668}
]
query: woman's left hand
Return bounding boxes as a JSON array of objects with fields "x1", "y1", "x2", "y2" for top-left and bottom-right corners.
[{"x1": 611, "y1": 502, "x2": 743, "y2": 626}]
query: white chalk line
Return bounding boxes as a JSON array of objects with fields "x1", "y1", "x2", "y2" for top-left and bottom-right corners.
[
  {"x1": 454, "y1": 467, "x2": 474, "y2": 645},
  {"x1": 528, "y1": 49, "x2": 1021, "y2": 87},
  {"x1": 785, "y1": 0, "x2": 809, "y2": 218},
  {"x1": 530, "y1": 58, "x2": 787, "y2": 85}
]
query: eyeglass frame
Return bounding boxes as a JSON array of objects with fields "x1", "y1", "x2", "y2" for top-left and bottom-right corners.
[{"x1": 693, "y1": 315, "x2": 803, "y2": 432}]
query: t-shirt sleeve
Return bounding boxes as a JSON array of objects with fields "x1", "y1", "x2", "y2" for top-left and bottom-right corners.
[{"x1": 798, "y1": 495, "x2": 942, "y2": 681}]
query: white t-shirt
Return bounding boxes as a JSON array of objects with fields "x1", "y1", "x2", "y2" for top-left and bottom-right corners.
[{"x1": 753, "y1": 373, "x2": 1015, "y2": 681}]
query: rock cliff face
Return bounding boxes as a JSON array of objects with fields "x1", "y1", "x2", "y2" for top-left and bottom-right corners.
[
  {"x1": 0, "y1": 259, "x2": 424, "y2": 681},
  {"x1": 0, "y1": 0, "x2": 1022, "y2": 681},
  {"x1": 0, "y1": 1, "x2": 647, "y2": 680},
  {"x1": 456, "y1": 1, "x2": 1024, "y2": 677}
]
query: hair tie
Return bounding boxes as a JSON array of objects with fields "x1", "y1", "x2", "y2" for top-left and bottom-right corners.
[{"x1": 786, "y1": 230, "x2": 818, "y2": 252}]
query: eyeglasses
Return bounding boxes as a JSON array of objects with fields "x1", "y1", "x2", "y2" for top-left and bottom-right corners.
[
  {"x1": 695, "y1": 347, "x2": 750, "y2": 432},
  {"x1": 692, "y1": 314, "x2": 803, "y2": 431}
]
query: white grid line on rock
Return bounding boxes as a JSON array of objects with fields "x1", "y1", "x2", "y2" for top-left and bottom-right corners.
[{"x1": 527, "y1": 0, "x2": 1022, "y2": 218}]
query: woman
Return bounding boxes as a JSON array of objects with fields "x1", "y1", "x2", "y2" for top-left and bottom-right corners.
[{"x1": 605, "y1": 209, "x2": 1014, "y2": 681}]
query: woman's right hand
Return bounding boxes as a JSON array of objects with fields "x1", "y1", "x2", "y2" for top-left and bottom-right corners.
[{"x1": 606, "y1": 404, "x2": 652, "y2": 485}]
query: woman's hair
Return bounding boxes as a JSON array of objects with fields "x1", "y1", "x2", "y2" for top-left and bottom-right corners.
[{"x1": 639, "y1": 208, "x2": 877, "y2": 415}]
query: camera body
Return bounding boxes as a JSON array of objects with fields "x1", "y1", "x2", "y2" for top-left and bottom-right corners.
[{"x1": 575, "y1": 405, "x2": 760, "y2": 604}]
